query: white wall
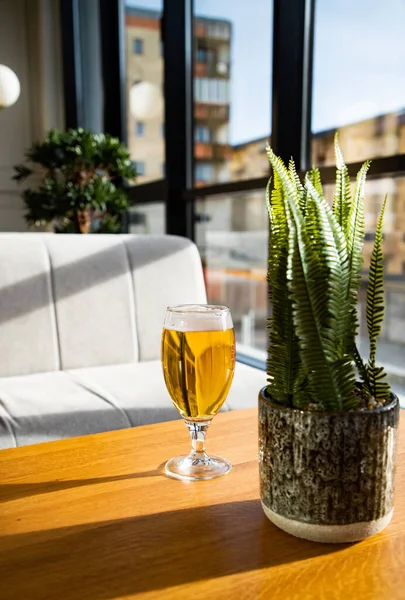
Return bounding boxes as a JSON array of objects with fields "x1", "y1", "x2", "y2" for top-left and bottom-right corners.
[{"x1": 0, "y1": 0, "x2": 63, "y2": 231}]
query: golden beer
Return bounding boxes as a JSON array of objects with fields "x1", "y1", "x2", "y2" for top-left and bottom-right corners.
[{"x1": 161, "y1": 327, "x2": 235, "y2": 420}]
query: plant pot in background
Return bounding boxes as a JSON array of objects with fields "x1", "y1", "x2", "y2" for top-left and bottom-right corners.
[{"x1": 259, "y1": 387, "x2": 400, "y2": 544}]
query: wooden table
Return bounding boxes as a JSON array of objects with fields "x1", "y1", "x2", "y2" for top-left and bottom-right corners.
[{"x1": 0, "y1": 408, "x2": 404, "y2": 600}]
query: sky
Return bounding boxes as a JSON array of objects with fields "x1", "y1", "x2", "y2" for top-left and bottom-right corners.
[{"x1": 127, "y1": 0, "x2": 405, "y2": 145}]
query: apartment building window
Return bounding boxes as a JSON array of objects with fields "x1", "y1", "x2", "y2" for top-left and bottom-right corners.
[
  {"x1": 197, "y1": 46, "x2": 207, "y2": 63},
  {"x1": 194, "y1": 78, "x2": 230, "y2": 104},
  {"x1": 195, "y1": 163, "x2": 213, "y2": 182},
  {"x1": 195, "y1": 125, "x2": 212, "y2": 143},
  {"x1": 136, "y1": 121, "x2": 145, "y2": 136},
  {"x1": 133, "y1": 38, "x2": 144, "y2": 55},
  {"x1": 196, "y1": 44, "x2": 214, "y2": 64},
  {"x1": 134, "y1": 161, "x2": 145, "y2": 176}
]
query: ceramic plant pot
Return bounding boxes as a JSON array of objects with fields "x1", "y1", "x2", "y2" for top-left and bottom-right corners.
[{"x1": 259, "y1": 386, "x2": 400, "y2": 543}]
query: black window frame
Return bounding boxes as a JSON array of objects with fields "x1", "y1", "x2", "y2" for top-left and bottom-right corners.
[
  {"x1": 61, "y1": 0, "x2": 405, "y2": 214},
  {"x1": 60, "y1": 0, "x2": 405, "y2": 366}
]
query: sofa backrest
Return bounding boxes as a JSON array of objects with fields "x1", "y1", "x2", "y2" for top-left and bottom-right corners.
[{"x1": 0, "y1": 234, "x2": 207, "y2": 376}]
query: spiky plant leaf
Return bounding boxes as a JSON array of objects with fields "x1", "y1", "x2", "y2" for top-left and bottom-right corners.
[
  {"x1": 308, "y1": 167, "x2": 324, "y2": 199},
  {"x1": 305, "y1": 177, "x2": 352, "y2": 361},
  {"x1": 265, "y1": 168, "x2": 301, "y2": 405},
  {"x1": 333, "y1": 132, "x2": 352, "y2": 227},
  {"x1": 288, "y1": 159, "x2": 307, "y2": 217},
  {"x1": 303, "y1": 179, "x2": 357, "y2": 408},
  {"x1": 353, "y1": 344, "x2": 371, "y2": 396},
  {"x1": 366, "y1": 195, "x2": 391, "y2": 400},
  {"x1": 268, "y1": 149, "x2": 356, "y2": 411},
  {"x1": 341, "y1": 161, "x2": 370, "y2": 360}
]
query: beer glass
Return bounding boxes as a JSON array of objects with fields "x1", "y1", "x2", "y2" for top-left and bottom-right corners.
[{"x1": 161, "y1": 304, "x2": 235, "y2": 481}]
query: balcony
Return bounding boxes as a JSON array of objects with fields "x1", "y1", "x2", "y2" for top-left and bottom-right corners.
[
  {"x1": 194, "y1": 142, "x2": 232, "y2": 161},
  {"x1": 195, "y1": 102, "x2": 229, "y2": 122},
  {"x1": 194, "y1": 62, "x2": 230, "y2": 79},
  {"x1": 195, "y1": 20, "x2": 231, "y2": 41}
]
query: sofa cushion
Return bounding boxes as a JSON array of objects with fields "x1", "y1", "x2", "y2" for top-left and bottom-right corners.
[
  {"x1": 44, "y1": 235, "x2": 139, "y2": 369},
  {"x1": 0, "y1": 371, "x2": 130, "y2": 449},
  {"x1": 0, "y1": 361, "x2": 265, "y2": 449},
  {"x1": 0, "y1": 233, "x2": 207, "y2": 376},
  {"x1": 0, "y1": 235, "x2": 59, "y2": 377},
  {"x1": 123, "y1": 235, "x2": 207, "y2": 361}
]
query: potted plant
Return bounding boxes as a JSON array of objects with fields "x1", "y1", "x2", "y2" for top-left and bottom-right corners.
[
  {"x1": 13, "y1": 128, "x2": 137, "y2": 233},
  {"x1": 260, "y1": 135, "x2": 400, "y2": 543}
]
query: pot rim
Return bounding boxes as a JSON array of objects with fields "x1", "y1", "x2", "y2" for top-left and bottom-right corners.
[{"x1": 259, "y1": 385, "x2": 399, "y2": 416}]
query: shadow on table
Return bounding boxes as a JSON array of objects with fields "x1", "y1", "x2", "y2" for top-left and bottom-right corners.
[
  {"x1": 0, "y1": 461, "x2": 254, "y2": 503},
  {"x1": 0, "y1": 498, "x2": 349, "y2": 600},
  {"x1": 0, "y1": 466, "x2": 165, "y2": 502}
]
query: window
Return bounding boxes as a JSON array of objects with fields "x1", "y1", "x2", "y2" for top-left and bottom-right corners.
[
  {"x1": 134, "y1": 161, "x2": 145, "y2": 176},
  {"x1": 194, "y1": 1, "x2": 272, "y2": 185},
  {"x1": 125, "y1": 2, "x2": 165, "y2": 184},
  {"x1": 312, "y1": 0, "x2": 405, "y2": 166},
  {"x1": 195, "y1": 191, "x2": 268, "y2": 356},
  {"x1": 161, "y1": 123, "x2": 165, "y2": 138},
  {"x1": 196, "y1": 44, "x2": 214, "y2": 64},
  {"x1": 194, "y1": 78, "x2": 230, "y2": 104},
  {"x1": 197, "y1": 46, "x2": 208, "y2": 63},
  {"x1": 128, "y1": 203, "x2": 165, "y2": 235},
  {"x1": 195, "y1": 163, "x2": 213, "y2": 182},
  {"x1": 136, "y1": 121, "x2": 145, "y2": 136},
  {"x1": 195, "y1": 125, "x2": 212, "y2": 143},
  {"x1": 133, "y1": 38, "x2": 144, "y2": 55},
  {"x1": 162, "y1": 163, "x2": 165, "y2": 176}
]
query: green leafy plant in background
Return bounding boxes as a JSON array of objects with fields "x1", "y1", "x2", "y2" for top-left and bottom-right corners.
[
  {"x1": 266, "y1": 134, "x2": 390, "y2": 411},
  {"x1": 13, "y1": 128, "x2": 136, "y2": 233}
]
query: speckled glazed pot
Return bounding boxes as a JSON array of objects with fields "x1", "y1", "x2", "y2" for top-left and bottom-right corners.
[{"x1": 259, "y1": 387, "x2": 400, "y2": 543}]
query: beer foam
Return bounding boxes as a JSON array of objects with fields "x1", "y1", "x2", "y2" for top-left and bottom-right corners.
[{"x1": 164, "y1": 304, "x2": 233, "y2": 332}]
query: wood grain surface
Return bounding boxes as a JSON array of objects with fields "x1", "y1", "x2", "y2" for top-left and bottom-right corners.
[{"x1": 0, "y1": 408, "x2": 403, "y2": 600}]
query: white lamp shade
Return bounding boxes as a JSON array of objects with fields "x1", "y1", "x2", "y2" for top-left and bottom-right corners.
[
  {"x1": 0, "y1": 65, "x2": 20, "y2": 108},
  {"x1": 129, "y1": 81, "x2": 162, "y2": 120}
]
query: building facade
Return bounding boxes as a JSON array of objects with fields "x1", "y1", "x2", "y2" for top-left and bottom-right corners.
[
  {"x1": 125, "y1": 6, "x2": 231, "y2": 187},
  {"x1": 125, "y1": 8, "x2": 165, "y2": 184},
  {"x1": 229, "y1": 110, "x2": 405, "y2": 276}
]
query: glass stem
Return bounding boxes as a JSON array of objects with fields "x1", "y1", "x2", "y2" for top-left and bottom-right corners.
[{"x1": 185, "y1": 420, "x2": 210, "y2": 457}]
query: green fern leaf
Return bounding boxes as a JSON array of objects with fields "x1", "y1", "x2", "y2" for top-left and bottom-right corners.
[
  {"x1": 265, "y1": 163, "x2": 301, "y2": 405},
  {"x1": 353, "y1": 344, "x2": 371, "y2": 395},
  {"x1": 333, "y1": 132, "x2": 352, "y2": 227},
  {"x1": 288, "y1": 159, "x2": 306, "y2": 217},
  {"x1": 308, "y1": 167, "x2": 324, "y2": 198},
  {"x1": 366, "y1": 195, "x2": 391, "y2": 400},
  {"x1": 343, "y1": 161, "x2": 369, "y2": 359},
  {"x1": 305, "y1": 177, "x2": 353, "y2": 363},
  {"x1": 267, "y1": 148, "x2": 356, "y2": 411}
]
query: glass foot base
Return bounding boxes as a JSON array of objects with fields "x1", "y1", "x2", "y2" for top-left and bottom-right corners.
[{"x1": 165, "y1": 453, "x2": 232, "y2": 481}]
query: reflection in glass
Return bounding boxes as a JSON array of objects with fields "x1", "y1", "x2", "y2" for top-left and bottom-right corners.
[
  {"x1": 195, "y1": 192, "x2": 268, "y2": 354},
  {"x1": 125, "y1": 2, "x2": 164, "y2": 184},
  {"x1": 194, "y1": 0, "x2": 272, "y2": 185},
  {"x1": 312, "y1": 0, "x2": 405, "y2": 165}
]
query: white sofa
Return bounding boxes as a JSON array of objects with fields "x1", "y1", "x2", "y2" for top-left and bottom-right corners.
[{"x1": 0, "y1": 233, "x2": 265, "y2": 449}]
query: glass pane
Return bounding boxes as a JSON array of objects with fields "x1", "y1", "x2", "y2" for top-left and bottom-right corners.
[
  {"x1": 193, "y1": 1, "x2": 272, "y2": 186},
  {"x1": 324, "y1": 175, "x2": 405, "y2": 405},
  {"x1": 312, "y1": 0, "x2": 405, "y2": 166},
  {"x1": 125, "y1": 1, "x2": 165, "y2": 184},
  {"x1": 128, "y1": 202, "x2": 165, "y2": 234},
  {"x1": 195, "y1": 191, "x2": 268, "y2": 358}
]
